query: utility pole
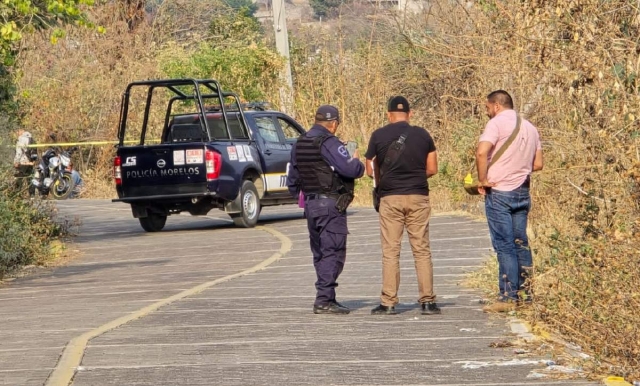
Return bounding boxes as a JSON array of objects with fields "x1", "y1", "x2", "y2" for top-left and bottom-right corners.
[{"x1": 271, "y1": 0, "x2": 294, "y2": 113}]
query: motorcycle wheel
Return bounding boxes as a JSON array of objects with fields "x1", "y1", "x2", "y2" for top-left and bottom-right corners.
[{"x1": 51, "y1": 172, "x2": 76, "y2": 200}]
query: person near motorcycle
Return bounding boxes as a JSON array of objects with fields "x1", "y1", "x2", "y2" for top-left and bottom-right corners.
[
  {"x1": 69, "y1": 160, "x2": 84, "y2": 199},
  {"x1": 13, "y1": 129, "x2": 36, "y2": 195},
  {"x1": 30, "y1": 131, "x2": 78, "y2": 200}
]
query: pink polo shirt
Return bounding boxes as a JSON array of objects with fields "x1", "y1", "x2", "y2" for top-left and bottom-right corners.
[{"x1": 479, "y1": 109, "x2": 541, "y2": 191}]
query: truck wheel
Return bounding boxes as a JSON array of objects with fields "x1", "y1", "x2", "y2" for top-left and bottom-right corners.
[
  {"x1": 139, "y1": 213, "x2": 167, "y2": 232},
  {"x1": 230, "y1": 180, "x2": 261, "y2": 228}
]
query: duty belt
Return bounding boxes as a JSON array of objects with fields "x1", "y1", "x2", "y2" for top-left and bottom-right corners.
[{"x1": 305, "y1": 193, "x2": 339, "y2": 200}]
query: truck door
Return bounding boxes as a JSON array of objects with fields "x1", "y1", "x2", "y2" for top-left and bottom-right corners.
[
  {"x1": 253, "y1": 115, "x2": 291, "y2": 196},
  {"x1": 274, "y1": 115, "x2": 305, "y2": 147},
  {"x1": 275, "y1": 114, "x2": 306, "y2": 193}
]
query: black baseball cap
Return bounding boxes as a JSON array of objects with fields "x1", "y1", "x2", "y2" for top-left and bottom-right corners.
[
  {"x1": 315, "y1": 105, "x2": 340, "y2": 122},
  {"x1": 387, "y1": 96, "x2": 410, "y2": 113}
]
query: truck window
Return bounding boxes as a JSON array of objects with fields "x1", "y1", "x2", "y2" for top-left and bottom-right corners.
[
  {"x1": 206, "y1": 114, "x2": 249, "y2": 140},
  {"x1": 166, "y1": 123, "x2": 206, "y2": 143},
  {"x1": 277, "y1": 117, "x2": 302, "y2": 143},
  {"x1": 227, "y1": 114, "x2": 249, "y2": 140},
  {"x1": 255, "y1": 117, "x2": 281, "y2": 143},
  {"x1": 206, "y1": 117, "x2": 231, "y2": 140},
  {"x1": 163, "y1": 115, "x2": 207, "y2": 143}
]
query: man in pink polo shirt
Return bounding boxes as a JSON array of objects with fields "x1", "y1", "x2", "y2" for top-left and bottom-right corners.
[{"x1": 476, "y1": 90, "x2": 543, "y2": 313}]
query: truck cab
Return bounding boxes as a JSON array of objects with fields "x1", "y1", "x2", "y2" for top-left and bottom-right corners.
[{"x1": 113, "y1": 79, "x2": 304, "y2": 231}]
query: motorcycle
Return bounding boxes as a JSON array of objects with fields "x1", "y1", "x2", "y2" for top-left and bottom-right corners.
[{"x1": 30, "y1": 146, "x2": 77, "y2": 200}]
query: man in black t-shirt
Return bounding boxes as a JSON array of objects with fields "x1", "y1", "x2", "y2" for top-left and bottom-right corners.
[{"x1": 364, "y1": 96, "x2": 441, "y2": 315}]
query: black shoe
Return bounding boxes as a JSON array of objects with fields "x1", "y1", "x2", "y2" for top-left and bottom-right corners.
[
  {"x1": 371, "y1": 304, "x2": 397, "y2": 315},
  {"x1": 333, "y1": 301, "x2": 349, "y2": 310},
  {"x1": 313, "y1": 302, "x2": 350, "y2": 315},
  {"x1": 421, "y1": 302, "x2": 441, "y2": 315}
]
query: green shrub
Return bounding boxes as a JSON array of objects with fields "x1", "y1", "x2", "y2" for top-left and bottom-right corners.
[
  {"x1": 309, "y1": 0, "x2": 346, "y2": 19},
  {"x1": 0, "y1": 170, "x2": 69, "y2": 279},
  {"x1": 159, "y1": 7, "x2": 282, "y2": 103}
]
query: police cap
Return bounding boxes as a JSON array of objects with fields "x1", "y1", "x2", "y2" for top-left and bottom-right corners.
[{"x1": 315, "y1": 105, "x2": 340, "y2": 123}]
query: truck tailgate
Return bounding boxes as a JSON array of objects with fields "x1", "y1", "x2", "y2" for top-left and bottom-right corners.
[{"x1": 118, "y1": 144, "x2": 209, "y2": 197}]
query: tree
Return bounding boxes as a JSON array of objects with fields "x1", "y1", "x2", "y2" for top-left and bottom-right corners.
[
  {"x1": 309, "y1": 0, "x2": 344, "y2": 19},
  {"x1": 116, "y1": 0, "x2": 148, "y2": 32},
  {"x1": 0, "y1": 0, "x2": 98, "y2": 66},
  {"x1": 222, "y1": 0, "x2": 258, "y2": 16},
  {"x1": 209, "y1": 7, "x2": 262, "y2": 44},
  {"x1": 0, "y1": 0, "x2": 98, "y2": 148}
]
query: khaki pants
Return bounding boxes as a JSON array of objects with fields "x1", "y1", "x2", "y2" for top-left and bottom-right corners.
[{"x1": 379, "y1": 194, "x2": 435, "y2": 306}]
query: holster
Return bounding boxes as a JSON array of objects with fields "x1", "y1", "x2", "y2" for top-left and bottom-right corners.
[{"x1": 335, "y1": 192, "x2": 354, "y2": 213}]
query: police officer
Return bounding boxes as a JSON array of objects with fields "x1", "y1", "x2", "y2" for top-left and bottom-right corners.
[{"x1": 287, "y1": 105, "x2": 365, "y2": 314}]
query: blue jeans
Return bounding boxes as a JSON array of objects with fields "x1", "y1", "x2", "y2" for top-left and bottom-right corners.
[
  {"x1": 485, "y1": 185, "x2": 533, "y2": 301},
  {"x1": 70, "y1": 170, "x2": 83, "y2": 198}
]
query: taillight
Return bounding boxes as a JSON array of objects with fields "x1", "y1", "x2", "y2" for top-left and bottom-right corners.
[
  {"x1": 205, "y1": 149, "x2": 222, "y2": 181},
  {"x1": 114, "y1": 156, "x2": 122, "y2": 185}
]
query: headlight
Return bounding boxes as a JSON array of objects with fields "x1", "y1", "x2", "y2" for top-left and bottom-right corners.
[
  {"x1": 60, "y1": 154, "x2": 71, "y2": 167},
  {"x1": 49, "y1": 157, "x2": 60, "y2": 168}
]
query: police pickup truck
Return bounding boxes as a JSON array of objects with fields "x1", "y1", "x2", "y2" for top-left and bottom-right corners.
[{"x1": 113, "y1": 79, "x2": 305, "y2": 232}]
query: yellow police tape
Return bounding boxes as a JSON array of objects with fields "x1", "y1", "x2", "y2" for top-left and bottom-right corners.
[{"x1": 23, "y1": 140, "x2": 160, "y2": 148}]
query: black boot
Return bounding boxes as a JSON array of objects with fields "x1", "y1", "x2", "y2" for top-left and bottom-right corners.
[
  {"x1": 313, "y1": 301, "x2": 350, "y2": 314},
  {"x1": 421, "y1": 302, "x2": 441, "y2": 315},
  {"x1": 371, "y1": 304, "x2": 397, "y2": 315}
]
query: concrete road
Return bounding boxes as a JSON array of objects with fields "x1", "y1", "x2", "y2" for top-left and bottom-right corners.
[{"x1": 0, "y1": 200, "x2": 595, "y2": 386}]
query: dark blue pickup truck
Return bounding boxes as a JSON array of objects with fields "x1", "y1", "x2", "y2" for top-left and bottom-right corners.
[{"x1": 112, "y1": 79, "x2": 305, "y2": 232}]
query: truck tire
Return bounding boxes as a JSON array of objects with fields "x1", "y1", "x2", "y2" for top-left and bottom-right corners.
[
  {"x1": 139, "y1": 213, "x2": 167, "y2": 232},
  {"x1": 230, "y1": 180, "x2": 261, "y2": 228}
]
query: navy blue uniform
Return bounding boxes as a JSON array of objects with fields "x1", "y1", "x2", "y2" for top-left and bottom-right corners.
[{"x1": 287, "y1": 124, "x2": 364, "y2": 306}]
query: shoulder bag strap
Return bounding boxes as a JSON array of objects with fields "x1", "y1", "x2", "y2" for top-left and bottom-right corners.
[
  {"x1": 379, "y1": 133, "x2": 407, "y2": 177},
  {"x1": 488, "y1": 114, "x2": 521, "y2": 169},
  {"x1": 466, "y1": 114, "x2": 522, "y2": 175},
  {"x1": 377, "y1": 133, "x2": 407, "y2": 189}
]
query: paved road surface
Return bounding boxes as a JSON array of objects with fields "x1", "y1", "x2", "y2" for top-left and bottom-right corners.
[{"x1": 0, "y1": 200, "x2": 595, "y2": 385}]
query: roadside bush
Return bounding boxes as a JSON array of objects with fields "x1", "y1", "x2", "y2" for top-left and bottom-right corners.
[
  {"x1": 159, "y1": 43, "x2": 282, "y2": 102},
  {"x1": 159, "y1": 6, "x2": 282, "y2": 102},
  {"x1": 0, "y1": 171, "x2": 70, "y2": 279}
]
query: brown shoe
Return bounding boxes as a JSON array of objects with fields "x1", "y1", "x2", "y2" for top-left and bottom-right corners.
[{"x1": 482, "y1": 301, "x2": 515, "y2": 313}]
